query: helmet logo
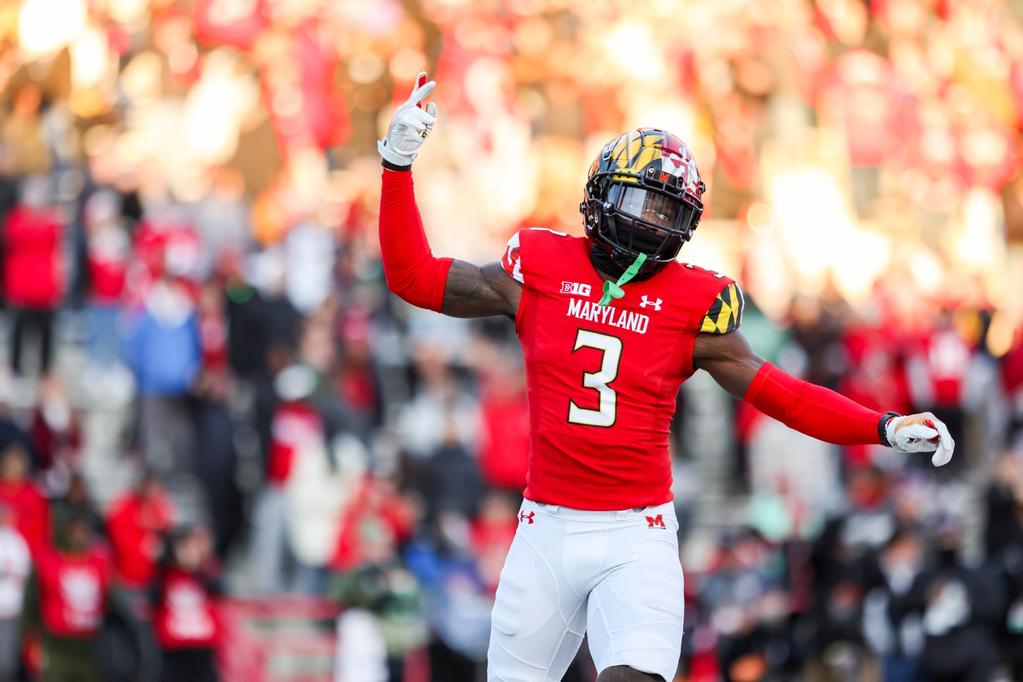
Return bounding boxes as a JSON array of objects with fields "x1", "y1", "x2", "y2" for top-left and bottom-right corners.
[{"x1": 584, "y1": 129, "x2": 705, "y2": 272}]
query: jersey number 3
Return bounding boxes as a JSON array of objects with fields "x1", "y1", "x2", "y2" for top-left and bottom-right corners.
[{"x1": 568, "y1": 329, "x2": 622, "y2": 428}]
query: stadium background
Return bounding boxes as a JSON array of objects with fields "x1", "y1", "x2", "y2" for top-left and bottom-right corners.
[{"x1": 0, "y1": 0, "x2": 1022, "y2": 680}]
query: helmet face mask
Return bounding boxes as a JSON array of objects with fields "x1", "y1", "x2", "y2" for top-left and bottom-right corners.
[{"x1": 581, "y1": 129, "x2": 705, "y2": 278}]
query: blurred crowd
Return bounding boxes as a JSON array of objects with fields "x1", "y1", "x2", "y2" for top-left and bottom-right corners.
[{"x1": 0, "y1": 0, "x2": 1022, "y2": 680}]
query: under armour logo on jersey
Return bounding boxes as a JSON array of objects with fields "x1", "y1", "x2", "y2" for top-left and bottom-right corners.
[
  {"x1": 519, "y1": 511, "x2": 535, "y2": 525},
  {"x1": 646, "y1": 514, "x2": 666, "y2": 529},
  {"x1": 639, "y1": 296, "x2": 663, "y2": 311},
  {"x1": 560, "y1": 281, "x2": 591, "y2": 297}
]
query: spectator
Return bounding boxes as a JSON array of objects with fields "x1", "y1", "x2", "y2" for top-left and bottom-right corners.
[
  {"x1": 804, "y1": 519, "x2": 878, "y2": 682},
  {"x1": 0, "y1": 503, "x2": 29, "y2": 682},
  {"x1": 397, "y1": 346, "x2": 478, "y2": 462},
  {"x1": 468, "y1": 492, "x2": 517, "y2": 595},
  {"x1": 913, "y1": 519, "x2": 1002, "y2": 682},
  {"x1": 224, "y1": 250, "x2": 300, "y2": 382},
  {"x1": 152, "y1": 526, "x2": 221, "y2": 682},
  {"x1": 283, "y1": 430, "x2": 364, "y2": 595},
  {"x1": 192, "y1": 167, "x2": 250, "y2": 281},
  {"x1": 249, "y1": 363, "x2": 321, "y2": 594},
  {"x1": 50, "y1": 470, "x2": 103, "y2": 541},
  {"x1": 985, "y1": 449, "x2": 1023, "y2": 561},
  {"x1": 192, "y1": 369, "x2": 243, "y2": 559},
  {"x1": 333, "y1": 309, "x2": 384, "y2": 433},
  {"x1": 3, "y1": 175, "x2": 63, "y2": 377},
  {"x1": 81, "y1": 189, "x2": 130, "y2": 368},
  {"x1": 29, "y1": 377, "x2": 81, "y2": 473},
  {"x1": 329, "y1": 476, "x2": 414, "y2": 573},
  {"x1": 863, "y1": 530, "x2": 926, "y2": 682},
  {"x1": 126, "y1": 276, "x2": 201, "y2": 482},
  {"x1": 475, "y1": 355, "x2": 529, "y2": 493},
  {"x1": 0, "y1": 378, "x2": 35, "y2": 466},
  {"x1": 106, "y1": 472, "x2": 174, "y2": 612},
  {"x1": 22, "y1": 512, "x2": 112, "y2": 682},
  {"x1": 0, "y1": 444, "x2": 49, "y2": 555},
  {"x1": 405, "y1": 512, "x2": 493, "y2": 682},
  {"x1": 327, "y1": 476, "x2": 422, "y2": 682},
  {"x1": 330, "y1": 559, "x2": 426, "y2": 682}
]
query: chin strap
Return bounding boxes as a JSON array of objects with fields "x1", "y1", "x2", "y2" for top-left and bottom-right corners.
[{"x1": 597, "y1": 253, "x2": 647, "y2": 307}]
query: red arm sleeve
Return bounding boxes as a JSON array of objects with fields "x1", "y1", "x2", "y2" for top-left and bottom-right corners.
[
  {"x1": 744, "y1": 362, "x2": 886, "y2": 445},
  {"x1": 379, "y1": 168, "x2": 453, "y2": 312}
]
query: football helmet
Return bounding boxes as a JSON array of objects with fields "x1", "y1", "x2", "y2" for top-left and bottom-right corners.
[{"x1": 581, "y1": 128, "x2": 705, "y2": 278}]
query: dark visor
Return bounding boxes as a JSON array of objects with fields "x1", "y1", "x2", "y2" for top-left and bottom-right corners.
[{"x1": 608, "y1": 185, "x2": 684, "y2": 230}]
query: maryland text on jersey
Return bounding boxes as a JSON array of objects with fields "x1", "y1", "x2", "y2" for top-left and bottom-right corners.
[{"x1": 566, "y1": 298, "x2": 651, "y2": 334}]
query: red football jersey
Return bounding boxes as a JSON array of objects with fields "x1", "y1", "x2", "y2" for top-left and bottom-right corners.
[{"x1": 501, "y1": 228, "x2": 743, "y2": 510}]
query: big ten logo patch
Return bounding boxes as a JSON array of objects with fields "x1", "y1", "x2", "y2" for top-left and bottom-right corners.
[{"x1": 560, "y1": 281, "x2": 591, "y2": 297}]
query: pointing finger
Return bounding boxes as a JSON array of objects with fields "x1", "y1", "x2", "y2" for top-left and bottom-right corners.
[
  {"x1": 410, "y1": 72, "x2": 427, "y2": 103},
  {"x1": 408, "y1": 76, "x2": 435, "y2": 108}
]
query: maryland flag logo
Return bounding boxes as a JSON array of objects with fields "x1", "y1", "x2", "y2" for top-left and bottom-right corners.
[
  {"x1": 700, "y1": 283, "x2": 744, "y2": 334},
  {"x1": 592, "y1": 128, "x2": 704, "y2": 197}
]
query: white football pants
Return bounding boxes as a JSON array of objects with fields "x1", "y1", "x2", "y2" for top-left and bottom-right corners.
[{"x1": 487, "y1": 499, "x2": 685, "y2": 682}]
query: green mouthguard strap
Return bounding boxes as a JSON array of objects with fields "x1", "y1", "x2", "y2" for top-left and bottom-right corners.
[{"x1": 597, "y1": 252, "x2": 647, "y2": 307}]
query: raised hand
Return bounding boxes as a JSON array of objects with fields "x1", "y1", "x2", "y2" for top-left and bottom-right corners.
[{"x1": 378, "y1": 72, "x2": 437, "y2": 167}]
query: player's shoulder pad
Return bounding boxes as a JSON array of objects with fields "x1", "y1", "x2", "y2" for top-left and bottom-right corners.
[
  {"x1": 500, "y1": 227, "x2": 571, "y2": 285},
  {"x1": 673, "y1": 263, "x2": 742, "y2": 334},
  {"x1": 699, "y1": 278, "x2": 744, "y2": 335}
]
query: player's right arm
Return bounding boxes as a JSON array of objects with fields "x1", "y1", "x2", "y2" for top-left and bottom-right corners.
[{"x1": 377, "y1": 73, "x2": 520, "y2": 320}]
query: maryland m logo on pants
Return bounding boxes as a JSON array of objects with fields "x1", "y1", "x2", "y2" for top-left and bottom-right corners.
[{"x1": 646, "y1": 514, "x2": 666, "y2": 529}]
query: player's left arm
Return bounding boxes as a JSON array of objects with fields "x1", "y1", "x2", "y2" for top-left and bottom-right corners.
[{"x1": 693, "y1": 309, "x2": 955, "y2": 466}]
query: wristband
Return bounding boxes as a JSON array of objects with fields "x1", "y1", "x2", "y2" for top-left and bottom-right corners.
[
  {"x1": 382, "y1": 159, "x2": 412, "y2": 172},
  {"x1": 878, "y1": 411, "x2": 900, "y2": 447}
]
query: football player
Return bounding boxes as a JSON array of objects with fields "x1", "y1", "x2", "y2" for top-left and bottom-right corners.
[{"x1": 377, "y1": 74, "x2": 954, "y2": 682}]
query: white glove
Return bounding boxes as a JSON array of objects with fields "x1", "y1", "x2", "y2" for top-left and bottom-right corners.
[
  {"x1": 885, "y1": 412, "x2": 955, "y2": 467},
  {"x1": 378, "y1": 72, "x2": 437, "y2": 167}
]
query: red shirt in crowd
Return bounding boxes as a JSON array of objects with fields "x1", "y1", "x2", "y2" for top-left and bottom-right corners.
[
  {"x1": 2, "y1": 205, "x2": 63, "y2": 309},
  {"x1": 86, "y1": 225, "x2": 129, "y2": 304},
  {"x1": 911, "y1": 326, "x2": 972, "y2": 407},
  {"x1": 106, "y1": 490, "x2": 174, "y2": 588},
  {"x1": 153, "y1": 567, "x2": 219, "y2": 650},
  {"x1": 30, "y1": 408, "x2": 82, "y2": 472},
  {"x1": 477, "y1": 378, "x2": 530, "y2": 491},
  {"x1": 35, "y1": 544, "x2": 111, "y2": 638},
  {"x1": 126, "y1": 217, "x2": 200, "y2": 307},
  {"x1": 330, "y1": 477, "x2": 414, "y2": 572},
  {"x1": 268, "y1": 401, "x2": 323, "y2": 486},
  {"x1": 841, "y1": 323, "x2": 912, "y2": 414},
  {"x1": 0, "y1": 480, "x2": 50, "y2": 555}
]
